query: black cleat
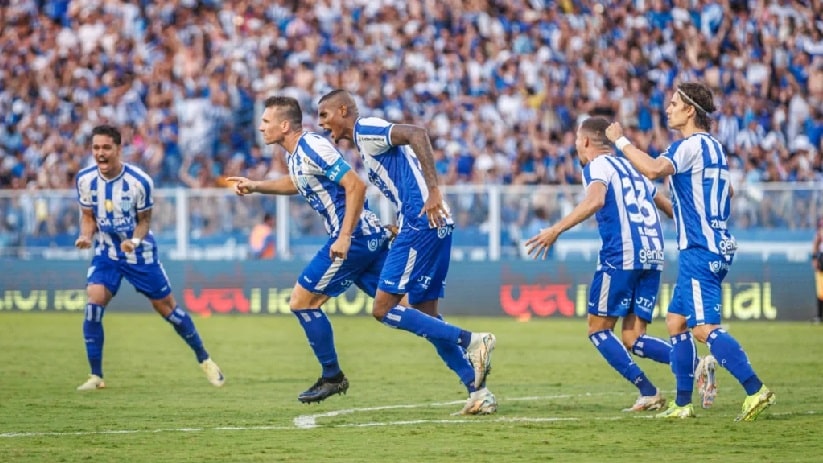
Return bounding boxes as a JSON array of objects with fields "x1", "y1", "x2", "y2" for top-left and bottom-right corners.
[{"x1": 298, "y1": 374, "x2": 350, "y2": 403}]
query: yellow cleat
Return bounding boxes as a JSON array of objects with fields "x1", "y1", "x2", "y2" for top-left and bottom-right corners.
[
  {"x1": 735, "y1": 385, "x2": 775, "y2": 422},
  {"x1": 655, "y1": 401, "x2": 696, "y2": 419}
]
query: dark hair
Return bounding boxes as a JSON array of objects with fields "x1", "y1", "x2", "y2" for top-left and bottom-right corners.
[
  {"x1": 677, "y1": 82, "x2": 716, "y2": 131},
  {"x1": 318, "y1": 88, "x2": 348, "y2": 105},
  {"x1": 91, "y1": 125, "x2": 121, "y2": 145},
  {"x1": 579, "y1": 117, "x2": 611, "y2": 146},
  {"x1": 263, "y1": 96, "x2": 302, "y2": 128}
]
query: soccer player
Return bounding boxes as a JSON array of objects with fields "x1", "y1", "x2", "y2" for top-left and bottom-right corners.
[
  {"x1": 74, "y1": 124, "x2": 224, "y2": 391},
  {"x1": 606, "y1": 82, "x2": 775, "y2": 421},
  {"x1": 317, "y1": 89, "x2": 497, "y2": 415},
  {"x1": 228, "y1": 96, "x2": 389, "y2": 403},
  {"x1": 525, "y1": 117, "x2": 675, "y2": 412}
]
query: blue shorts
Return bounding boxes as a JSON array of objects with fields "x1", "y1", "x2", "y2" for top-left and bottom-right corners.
[
  {"x1": 668, "y1": 247, "x2": 733, "y2": 328},
  {"x1": 588, "y1": 268, "x2": 661, "y2": 323},
  {"x1": 88, "y1": 255, "x2": 173, "y2": 300},
  {"x1": 378, "y1": 226, "x2": 452, "y2": 305},
  {"x1": 298, "y1": 233, "x2": 389, "y2": 297}
]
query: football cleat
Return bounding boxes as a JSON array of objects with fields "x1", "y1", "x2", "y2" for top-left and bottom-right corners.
[
  {"x1": 452, "y1": 389, "x2": 498, "y2": 416},
  {"x1": 623, "y1": 389, "x2": 667, "y2": 412},
  {"x1": 695, "y1": 355, "x2": 718, "y2": 409},
  {"x1": 298, "y1": 374, "x2": 350, "y2": 403},
  {"x1": 77, "y1": 374, "x2": 106, "y2": 391},
  {"x1": 201, "y1": 358, "x2": 225, "y2": 387},
  {"x1": 466, "y1": 333, "x2": 496, "y2": 388},
  {"x1": 735, "y1": 385, "x2": 776, "y2": 422},
  {"x1": 655, "y1": 402, "x2": 696, "y2": 419}
]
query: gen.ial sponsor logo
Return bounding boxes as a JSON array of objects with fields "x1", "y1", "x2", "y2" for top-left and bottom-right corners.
[{"x1": 638, "y1": 248, "x2": 664, "y2": 265}]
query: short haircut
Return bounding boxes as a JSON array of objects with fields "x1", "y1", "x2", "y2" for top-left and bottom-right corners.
[
  {"x1": 91, "y1": 125, "x2": 121, "y2": 145},
  {"x1": 579, "y1": 117, "x2": 611, "y2": 146},
  {"x1": 677, "y1": 82, "x2": 716, "y2": 131},
  {"x1": 263, "y1": 95, "x2": 303, "y2": 128},
  {"x1": 318, "y1": 89, "x2": 348, "y2": 105}
]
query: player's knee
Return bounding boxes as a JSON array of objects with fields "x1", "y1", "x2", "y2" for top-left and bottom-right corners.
[
  {"x1": 664, "y1": 314, "x2": 688, "y2": 335},
  {"x1": 621, "y1": 331, "x2": 640, "y2": 350},
  {"x1": 371, "y1": 305, "x2": 388, "y2": 321},
  {"x1": 691, "y1": 325, "x2": 713, "y2": 343}
]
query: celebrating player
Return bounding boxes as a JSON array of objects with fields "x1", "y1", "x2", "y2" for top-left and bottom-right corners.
[
  {"x1": 317, "y1": 89, "x2": 497, "y2": 415},
  {"x1": 74, "y1": 124, "x2": 224, "y2": 391},
  {"x1": 606, "y1": 82, "x2": 775, "y2": 420},
  {"x1": 228, "y1": 96, "x2": 390, "y2": 403},
  {"x1": 526, "y1": 116, "x2": 675, "y2": 412}
]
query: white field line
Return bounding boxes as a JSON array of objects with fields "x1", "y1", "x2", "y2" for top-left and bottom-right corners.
[{"x1": 1, "y1": 393, "x2": 812, "y2": 438}]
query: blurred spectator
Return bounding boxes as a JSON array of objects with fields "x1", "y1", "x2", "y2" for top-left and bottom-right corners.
[
  {"x1": 0, "y1": 0, "x2": 820, "y2": 193},
  {"x1": 0, "y1": 0, "x2": 820, "y2": 245},
  {"x1": 249, "y1": 212, "x2": 276, "y2": 260}
]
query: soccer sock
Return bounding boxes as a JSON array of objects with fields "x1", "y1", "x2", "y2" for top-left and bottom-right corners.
[
  {"x1": 83, "y1": 303, "x2": 105, "y2": 377},
  {"x1": 631, "y1": 334, "x2": 671, "y2": 364},
  {"x1": 294, "y1": 309, "x2": 341, "y2": 378},
  {"x1": 381, "y1": 305, "x2": 470, "y2": 346},
  {"x1": 165, "y1": 306, "x2": 209, "y2": 363},
  {"x1": 670, "y1": 331, "x2": 697, "y2": 406},
  {"x1": 706, "y1": 328, "x2": 762, "y2": 395},
  {"x1": 590, "y1": 330, "x2": 657, "y2": 396},
  {"x1": 431, "y1": 315, "x2": 476, "y2": 392}
]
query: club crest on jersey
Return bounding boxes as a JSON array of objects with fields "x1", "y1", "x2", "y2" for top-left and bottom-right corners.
[{"x1": 120, "y1": 197, "x2": 132, "y2": 211}]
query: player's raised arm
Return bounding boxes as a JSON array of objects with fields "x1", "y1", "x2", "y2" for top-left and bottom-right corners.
[
  {"x1": 605, "y1": 122, "x2": 674, "y2": 180},
  {"x1": 390, "y1": 124, "x2": 449, "y2": 227},
  {"x1": 227, "y1": 176, "x2": 298, "y2": 195}
]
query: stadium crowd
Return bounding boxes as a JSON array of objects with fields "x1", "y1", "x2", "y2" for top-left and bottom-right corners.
[{"x1": 0, "y1": 0, "x2": 821, "y2": 249}]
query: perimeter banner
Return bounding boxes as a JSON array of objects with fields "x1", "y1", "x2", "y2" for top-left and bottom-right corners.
[{"x1": 0, "y1": 260, "x2": 814, "y2": 321}]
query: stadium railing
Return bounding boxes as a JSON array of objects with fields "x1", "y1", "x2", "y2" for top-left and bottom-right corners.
[{"x1": 0, "y1": 183, "x2": 819, "y2": 262}]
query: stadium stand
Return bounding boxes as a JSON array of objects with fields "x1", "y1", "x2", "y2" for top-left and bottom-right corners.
[{"x1": 0, "y1": 0, "x2": 820, "y2": 259}]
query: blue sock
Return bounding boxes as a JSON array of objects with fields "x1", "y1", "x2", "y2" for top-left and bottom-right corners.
[
  {"x1": 432, "y1": 315, "x2": 476, "y2": 392},
  {"x1": 165, "y1": 307, "x2": 209, "y2": 363},
  {"x1": 631, "y1": 334, "x2": 671, "y2": 365},
  {"x1": 590, "y1": 330, "x2": 657, "y2": 396},
  {"x1": 707, "y1": 328, "x2": 762, "y2": 395},
  {"x1": 670, "y1": 331, "x2": 697, "y2": 406},
  {"x1": 83, "y1": 303, "x2": 105, "y2": 377},
  {"x1": 382, "y1": 306, "x2": 470, "y2": 346},
  {"x1": 294, "y1": 309, "x2": 341, "y2": 378}
]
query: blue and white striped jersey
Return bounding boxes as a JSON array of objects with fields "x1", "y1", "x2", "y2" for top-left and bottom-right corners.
[
  {"x1": 353, "y1": 117, "x2": 454, "y2": 230},
  {"x1": 288, "y1": 132, "x2": 383, "y2": 237},
  {"x1": 661, "y1": 133, "x2": 736, "y2": 255},
  {"x1": 583, "y1": 155, "x2": 664, "y2": 270},
  {"x1": 75, "y1": 163, "x2": 158, "y2": 264}
]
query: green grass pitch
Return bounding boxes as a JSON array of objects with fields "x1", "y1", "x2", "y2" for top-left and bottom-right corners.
[{"x1": 1, "y1": 312, "x2": 821, "y2": 462}]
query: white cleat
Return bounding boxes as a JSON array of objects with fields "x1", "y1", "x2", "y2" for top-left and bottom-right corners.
[
  {"x1": 466, "y1": 333, "x2": 496, "y2": 388},
  {"x1": 696, "y1": 355, "x2": 718, "y2": 409},
  {"x1": 623, "y1": 389, "x2": 667, "y2": 412},
  {"x1": 452, "y1": 388, "x2": 498, "y2": 416},
  {"x1": 77, "y1": 374, "x2": 106, "y2": 391},
  {"x1": 201, "y1": 358, "x2": 225, "y2": 387}
]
